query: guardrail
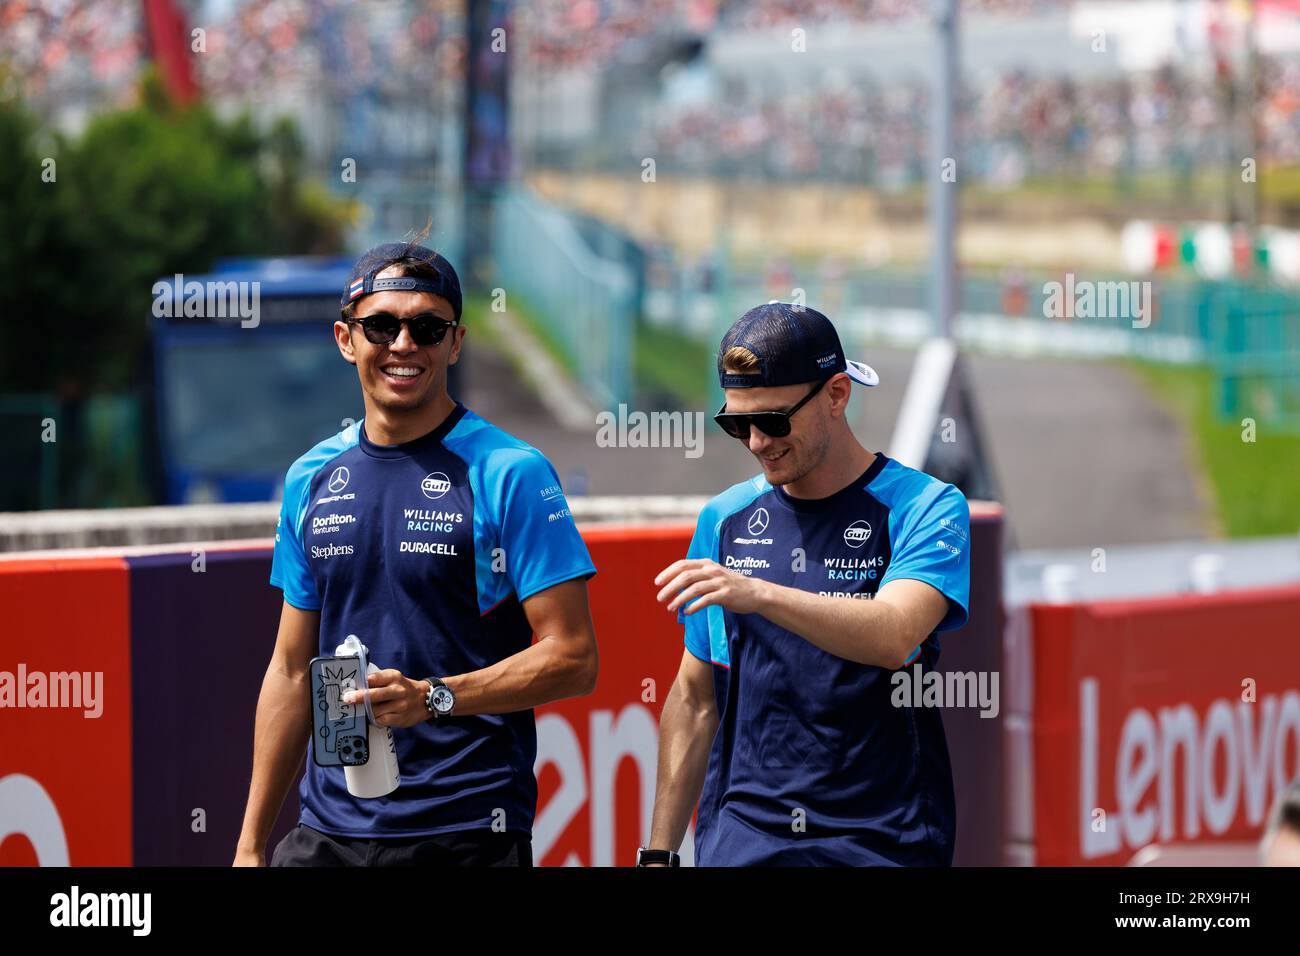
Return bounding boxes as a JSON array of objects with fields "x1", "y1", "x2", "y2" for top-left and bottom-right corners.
[
  {"x1": 493, "y1": 187, "x2": 636, "y2": 410},
  {"x1": 0, "y1": 497, "x2": 712, "y2": 553}
]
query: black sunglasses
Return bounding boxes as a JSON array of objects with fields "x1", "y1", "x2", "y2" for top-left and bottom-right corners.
[
  {"x1": 714, "y1": 378, "x2": 827, "y2": 440},
  {"x1": 349, "y1": 312, "x2": 458, "y2": 347}
]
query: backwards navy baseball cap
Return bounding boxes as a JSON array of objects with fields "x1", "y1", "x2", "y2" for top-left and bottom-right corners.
[
  {"x1": 718, "y1": 302, "x2": 879, "y2": 389},
  {"x1": 341, "y1": 242, "x2": 462, "y2": 320}
]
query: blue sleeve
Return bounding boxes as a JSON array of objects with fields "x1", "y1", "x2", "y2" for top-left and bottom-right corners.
[
  {"x1": 678, "y1": 511, "x2": 717, "y2": 663},
  {"x1": 880, "y1": 485, "x2": 971, "y2": 632},
  {"x1": 269, "y1": 472, "x2": 320, "y2": 611},
  {"x1": 496, "y1": 450, "x2": 596, "y2": 602}
]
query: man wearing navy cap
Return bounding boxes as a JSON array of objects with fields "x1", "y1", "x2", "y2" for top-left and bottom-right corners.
[
  {"x1": 234, "y1": 241, "x2": 599, "y2": 867},
  {"x1": 640, "y1": 302, "x2": 970, "y2": 867}
]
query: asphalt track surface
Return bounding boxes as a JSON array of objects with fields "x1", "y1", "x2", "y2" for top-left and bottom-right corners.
[{"x1": 463, "y1": 340, "x2": 1211, "y2": 550}]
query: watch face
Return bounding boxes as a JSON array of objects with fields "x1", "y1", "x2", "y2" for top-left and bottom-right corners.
[{"x1": 431, "y1": 685, "x2": 455, "y2": 714}]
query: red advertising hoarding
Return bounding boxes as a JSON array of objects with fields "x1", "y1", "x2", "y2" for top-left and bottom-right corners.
[
  {"x1": 1031, "y1": 585, "x2": 1300, "y2": 865},
  {"x1": 0, "y1": 558, "x2": 133, "y2": 866}
]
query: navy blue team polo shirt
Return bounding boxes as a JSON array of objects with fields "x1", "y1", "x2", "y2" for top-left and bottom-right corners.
[
  {"x1": 681, "y1": 452, "x2": 971, "y2": 866},
  {"x1": 269, "y1": 402, "x2": 596, "y2": 838}
]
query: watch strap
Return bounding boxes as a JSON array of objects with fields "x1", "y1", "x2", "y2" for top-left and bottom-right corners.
[
  {"x1": 423, "y1": 677, "x2": 449, "y2": 716},
  {"x1": 636, "y1": 847, "x2": 680, "y2": 867}
]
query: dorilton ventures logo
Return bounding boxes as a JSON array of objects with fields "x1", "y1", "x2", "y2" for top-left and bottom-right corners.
[
  {"x1": 312, "y1": 513, "x2": 356, "y2": 535},
  {"x1": 724, "y1": 555, "x2": 771, "y2": 576}
]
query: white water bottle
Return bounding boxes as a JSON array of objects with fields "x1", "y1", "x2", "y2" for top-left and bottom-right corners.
[{"x1": 334, "y1": 636, "x2": 401, "y2": 799}]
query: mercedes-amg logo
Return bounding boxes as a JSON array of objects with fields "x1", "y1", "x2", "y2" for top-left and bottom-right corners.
[
  {"x1": 327, "y1": 466, "x2": 350, "y2": 494},
  {"x1": 747, "y1": 507, "x2": 769, "y2": 536}
]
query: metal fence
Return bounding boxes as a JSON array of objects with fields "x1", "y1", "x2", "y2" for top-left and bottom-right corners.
[
  {"x1": 0, "y1": 395, "x2": 60, "y2": 511},
  {"x1": 0, "y1": 394, "x2": 150, "y2": 512},
  {"x1": 493, "y1": 187, "x2": 636, "y2": 410},
  {"x1": 644, "y1": 251, "x2": 1300, "y2": 428},
  {"x1": 0, "y1": 496, "x2": 713, "y2": 553},
  {"x1": 1207, "y1": 283, "x2": 1300, "y2": 432}
]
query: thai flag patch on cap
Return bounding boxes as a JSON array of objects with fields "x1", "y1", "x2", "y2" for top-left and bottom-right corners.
[{"x1": 348, "y1": 277, "x2": 365, "y2": 300}]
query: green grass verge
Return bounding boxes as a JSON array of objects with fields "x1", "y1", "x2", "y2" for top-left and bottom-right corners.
[
  {"x1": 465, "y1": 294, "x2": 716, "y2": 410},
  {"x1": 461, "y1": 292, "x2": 579, "y2": 380},
  {"x1": 1129, "y1": 360, "x2": 1300, "y2": 538},
  {"x1": 459, "y1": 293, "x2": 502, "y2": 350},
  {"x1": 633, "y1": 321, "x2": 712, "y2": 408}
]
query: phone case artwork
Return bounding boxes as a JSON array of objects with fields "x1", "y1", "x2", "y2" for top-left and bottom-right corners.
[{"x1": 309, "y1": 655, "x2": 370, "y2": 767}]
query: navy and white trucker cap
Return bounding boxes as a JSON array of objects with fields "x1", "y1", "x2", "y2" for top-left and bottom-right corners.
[
  {"x1": 341, "y1": 242, "x2": 462, "y2": 320},
  {"x1": 718, "y1": 302, "x2": 879, "y2": 389}
]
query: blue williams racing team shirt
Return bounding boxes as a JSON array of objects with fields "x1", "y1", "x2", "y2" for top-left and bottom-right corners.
[
  {"x1": 270, "y1": 402, "x2": 596, "y2": 838},
  {"x1": 680, "y1": 452, "x2": 970, "y2": 866}
]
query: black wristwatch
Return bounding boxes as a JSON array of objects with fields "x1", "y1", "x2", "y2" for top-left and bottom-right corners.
[
  {"x1": 423, "y1": 677, "x2": 455, "y2": 718},
  {"x1": 636, "y1": 847, "x2": 680, "y2": 867}
]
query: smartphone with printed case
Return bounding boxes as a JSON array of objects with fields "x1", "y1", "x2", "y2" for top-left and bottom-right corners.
[{"x1": 308, "y1": 655, "x2": 370, "y2": 767}]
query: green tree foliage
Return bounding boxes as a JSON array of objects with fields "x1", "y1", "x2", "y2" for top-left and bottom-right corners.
[{"x1": 0, "y1": 69, "x2": 354, "y2": 392}]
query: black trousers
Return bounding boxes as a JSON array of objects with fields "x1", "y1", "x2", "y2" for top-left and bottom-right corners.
[{"x1": 270, "y1": 824, "x2": 533, "y2": 867}]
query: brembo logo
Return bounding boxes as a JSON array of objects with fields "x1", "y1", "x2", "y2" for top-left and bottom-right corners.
[{"x1": 421, "y1": 472, "x2": 451, "y2": 500}]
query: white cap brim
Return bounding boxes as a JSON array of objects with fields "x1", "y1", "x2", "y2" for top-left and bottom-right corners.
[{"x1": 845, "y1": 359, "x2": 879, "y2": 387}]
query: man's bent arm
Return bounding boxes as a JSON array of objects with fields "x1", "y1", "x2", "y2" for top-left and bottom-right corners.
[
  {"x1": 441, "y1": 577, "x2": 598, "y2": 716},
  {"x1": 752, "y1": 577, "x2": 950, "y2": 669},
  {"x1": 648, "y1": 649, "x2": 718, "y2": 857},
  {"x1": 234, "y1": 601, "x2": 319, "y2": 865},
  {"x1": 659, "y1": 559, "x2": 951, "y2": 670}
]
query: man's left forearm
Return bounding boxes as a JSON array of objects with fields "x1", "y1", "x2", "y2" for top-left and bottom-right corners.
[
  {"x1": 440, "y1": 633, "x2": 597, "y2": 717},
  {"x1": 751, "y1": 580, "x2": 914, "y2": 668}
]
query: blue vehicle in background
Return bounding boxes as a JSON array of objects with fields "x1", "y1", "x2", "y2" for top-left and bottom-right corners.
[{"x1": 151, "y1": 256, "x2": 366, "y2": 504}]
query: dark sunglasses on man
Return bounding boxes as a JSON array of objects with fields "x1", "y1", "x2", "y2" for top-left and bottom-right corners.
[
  {"x1": 713, "y1": 377, "x2": 827, "y2": 440},
  {"x1": 350, "y1": 312, "x2": 458, "y2": 347}
]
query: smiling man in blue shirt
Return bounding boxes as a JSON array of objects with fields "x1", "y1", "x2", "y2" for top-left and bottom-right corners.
[
  {"x1": 642, "y1": 302, "x2": 970, "y2": 867},
  {"x1": 234, "y1": 242, "x2": 598, "y2": 868}
]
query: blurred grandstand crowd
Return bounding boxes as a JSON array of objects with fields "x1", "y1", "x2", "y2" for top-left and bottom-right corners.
[
  {"x1": 517, "y1": 0, "x2": 1069, "y2": 66},
  {"x1": 632, "y1": 61, "x2": 1300, "y2": 186},
  {"x1": 0, "y1": 0, "x2": 140, "y2": 108},
  {"x1": 5, "y1": 0, "x2": 1300, "y2": 188},
  {"x1": 1, "y1": 0, "x2": 461, "y2": 113}
]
